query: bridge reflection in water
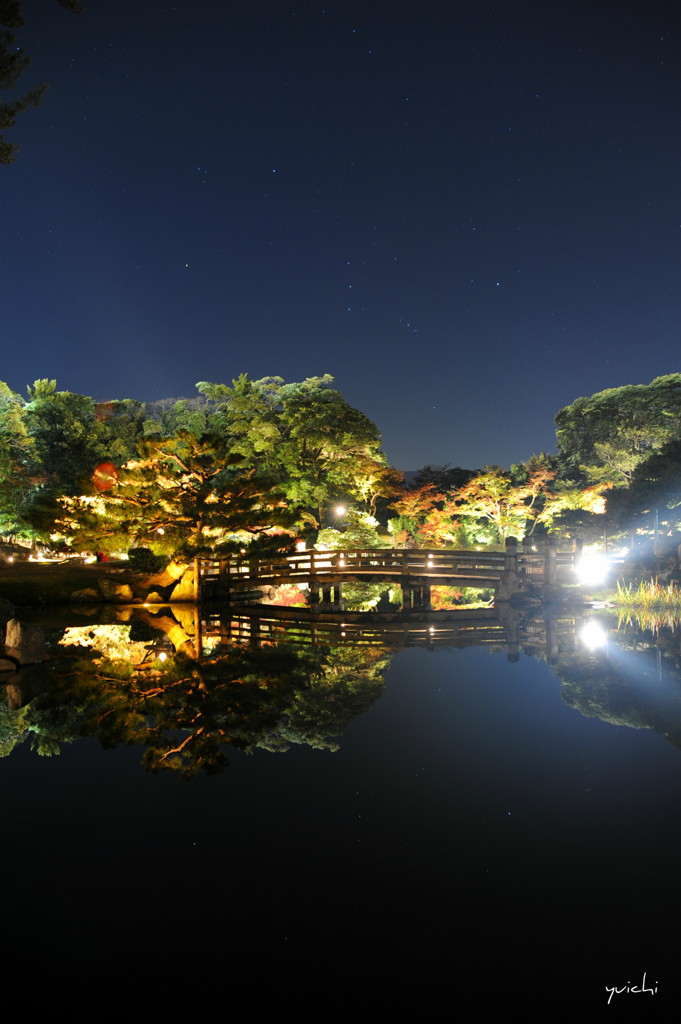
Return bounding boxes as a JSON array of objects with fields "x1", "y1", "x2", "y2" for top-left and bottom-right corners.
[{"x1": 197, "y1": 604, "x2": 582, "y2": 663}]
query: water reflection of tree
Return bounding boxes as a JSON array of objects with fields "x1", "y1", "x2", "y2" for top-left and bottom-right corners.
[
  {"x1": 553, "y1": 634, "x2": 681, "y2": 752},
  {"x1": 1, "y1": 636, "x2": 392, "y2": 777}
]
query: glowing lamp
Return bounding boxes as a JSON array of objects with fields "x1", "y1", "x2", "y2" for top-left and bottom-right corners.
[
  {"x1": 335, "y1": 506, "x2": 346, "y2": 516},
  {"x1": 92, "y1": 461, "x2": 119, "y2": 492},
  {"x1": 157, "y1": 527, "x2": 165, "y2": 535},
  {"x1": 296, "y1": 540, "x2": 306, "y2": 552},
  {"x1": 159, "y1": 652, "x2": 167, "y2": 662},
  {"x1": 576, "y1": 553, "x2": 608, "y2": 586}
]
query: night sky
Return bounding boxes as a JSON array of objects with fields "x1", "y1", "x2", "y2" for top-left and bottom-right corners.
[{"x1": 2, "y1": 0, "x2": 680, "y2": 470}]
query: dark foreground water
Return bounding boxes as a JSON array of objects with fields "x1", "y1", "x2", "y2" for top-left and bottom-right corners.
[{"x1": 2, "y1": 610, "x2": 680, "y2": 1012}]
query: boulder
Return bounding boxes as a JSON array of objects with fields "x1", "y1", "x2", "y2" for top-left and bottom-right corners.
[
  {"x1": 0, "y1": 657, "x2": 17, "y2": 674},
  {"x1": 0, "y1": 597, "x2": 15, "y2": 644},
  {"x1": 145, "y1": 591, "x2": 164, "y2": 603},
  {"x1": 4, "y1": 619, "x2": 46, "y2": 665},
  {"x1": 71, "y1": 588, "x2": 101, "y2": 602},
  {"x1": 98, "y1": 578, "x2": 134, "y2": 603},
  {"x1": 495, "y1": 571, "x2": 522, "y2": 602},
  {"x1": 170, "y1": 569, "x2": 195, "y2": 602},
  {"x1": 141, "y1": 560, "x2": 188, "y2": 589}
]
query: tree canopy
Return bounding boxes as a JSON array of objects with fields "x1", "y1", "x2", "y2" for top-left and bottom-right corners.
[
  {"x1": 0, "y1": 374, "x2": 397, "y2": 556},
  {"x1": 555, "y1": 374, "x2": 681, "y2": 485}
]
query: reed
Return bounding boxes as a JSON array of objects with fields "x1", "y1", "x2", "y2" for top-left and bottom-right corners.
[
  {"x1": 613, "y1": 579, "x2": 681, "y2": 632},
  {"x1": 615, "y1": 578, "x2": 681, "y2": 609}
]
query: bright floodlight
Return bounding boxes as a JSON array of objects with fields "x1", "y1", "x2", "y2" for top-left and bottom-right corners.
[
  {"x1": 296, "y1": 540, "x2": 306, "y2": 551},
  {"x1": 576, "y1": 553, "x2": 608, "y2": 586},
  {"x1": 157, "y1": 527, "x2": 165, "y2": 535},
  {"x1": 335, "y1": 505, "x2": 346, "y2": 516},
  {"x1": 581, "y1": 621, "x2": 608, "y2": 650},
  {"x1": 159, "y1": 652, "x2": 167, "y2": 662}
]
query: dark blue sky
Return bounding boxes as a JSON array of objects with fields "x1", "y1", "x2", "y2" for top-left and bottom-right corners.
[{"x1": 2, "y1": 0, "x2": 680, "y2": 469}]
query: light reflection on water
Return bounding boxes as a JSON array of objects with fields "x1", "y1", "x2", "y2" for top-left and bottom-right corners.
[{"x1": 3, "y1": 600, "x2": 681, "y2": 769}]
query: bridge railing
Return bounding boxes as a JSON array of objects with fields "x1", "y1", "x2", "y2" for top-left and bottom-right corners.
[{"x1": 197, "y1": 544, "x2": 577, "y2": 589}]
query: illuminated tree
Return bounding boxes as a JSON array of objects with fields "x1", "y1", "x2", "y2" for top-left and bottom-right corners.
[
  {"x1": 555, "y1": 374, "x2": 681, "y2": 485},
  {"x1": 388, "y1": 483, "x2": 444, "y2": 545},
  {"x1": 197, "y1": 374, "x2": 392, "y2": 527},
  {"x1": 56, "y1": 430, "x2": 297, "y2": 558},
  {"x1": 0, "y1": 380, "x2": 33, "y2": 537}
]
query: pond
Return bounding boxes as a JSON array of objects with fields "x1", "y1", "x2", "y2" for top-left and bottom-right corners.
[{"x1": 2, "y1": 600, "x2": 680, "y2": 1010}]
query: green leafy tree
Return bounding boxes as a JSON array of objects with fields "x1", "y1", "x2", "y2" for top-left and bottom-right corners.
[
  {"x1": 56, "y1": 429, "x2": 297, "y2": 558},
  {"x1": 317, "y1": 508, "x2": 390, "y2": 550},
  {"x1": 555, "y1": 374, "x2": 681, "y2": 485},
  {"x1": 0, "y1": 380, "x2": 33, "y2": 537},
  {"x1": 1, "y1": 0, "x2": 84, "y2": 164},
  {"x1": 23, "y1": 379, "x2": 107, "y2": 496},
  {"x1": 198, "y1": 374, "x2": 391, "y2": 526}
]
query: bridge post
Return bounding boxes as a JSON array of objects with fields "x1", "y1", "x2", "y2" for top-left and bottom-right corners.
[
  {"x1": 193, "y1": 557, "x2": 201, "y2": 603},
  {"x1": 505, "y1": 536, "x2": 518, "y2": 574},
  {"x1": 220, "y1": 611, "x2": 232, "y2": 649},
  {"x1": 219, "y1": 558, "x2": 229, "y2": 591},
  {"x1": 401, "y1": 550, "x2": 410, "y2": 611},
  {"x1": 322, "y1": 583, "x2": 332, "y2": 605},
  {"x1": 545, "y1": 616, "x2": 559, "y2": 664},
  {"x1": 412, "y1": 586, "x2": 422, "y2": 608},
  {"x1": 249, "y1": 554, "x2": 259, "y2": 582},
  {"x1": 506, "y1": 626, "x2": 520, "y2": 663},
  {"x1": 422, "y1": 583, "x2": 431, "y2": 610},
  {"x1": 572, "y1": 536, "x2": 583, "y2": 576},
  {"x1": 333, "y1": 582, "x2": 343, "y2": 607},
  {"x1": 545, "y1": 537, "x2": 558, "y2": 585},
  {"x1": 193, "y1": 605, "x2": 201, "y2": 658},
  {"x1": 309, "y1": 580, "x2": 320, "y2": 612}
]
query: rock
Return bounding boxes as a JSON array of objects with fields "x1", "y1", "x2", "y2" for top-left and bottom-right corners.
[
  {"x1": 496, "y1": 602, "x2": 524, "y2": 632},
  {"x1": 495, "y1": 570, "x2": 522, "y2": 602},
  {"x1": 170, "y1": 569, "x2": 195, "y2": 602},
  {"x1": 0, "y1": 657, "x2": 17, "y2": 674},
  {"x1": 4, "y1": 619, "x2": 46, "y2": 665},
  {"x1": 5, "y1": 663, "x2": 47, "y2": 709},
  {"x1": 141, "y1": 560, "x2": 188, "y2": 589},
  {"x1": 0, "y1": 597, "x2": 15, "y2": 644},
  {"x1": 145, "y1": 591, "x2": 164, "y2": 603},
  {"x1": 71, "y1": 588, "x2": 101, "y2": 602},
  {"x1": 98, "y1": 578, "x2": 134, "y2": 603}
]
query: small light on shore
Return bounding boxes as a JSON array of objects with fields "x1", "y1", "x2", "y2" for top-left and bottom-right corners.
[
  {"x1": 159, "y1": 652, "x2": 167, "y2": 661},
  {"x1": 335, "y1": 505, "x2": 346, "y2": 516},
  {"x1": 157, "y1": 527, "x2": 165, "y2": 535},
  {"x1": 576, "y1": 554, "x2": 608, "y2": 586}
]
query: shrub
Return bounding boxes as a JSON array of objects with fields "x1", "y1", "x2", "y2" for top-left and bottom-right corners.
[{"x1": 127, "y1": 548, "x2": 169, "y2": 574}]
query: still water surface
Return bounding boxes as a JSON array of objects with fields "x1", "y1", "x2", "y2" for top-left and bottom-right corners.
[{"x1": 2, "y1": 606, "x2": 680, "y2": 1008}]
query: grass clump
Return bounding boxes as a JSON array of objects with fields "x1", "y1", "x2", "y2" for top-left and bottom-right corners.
[{"x1": 614, "y1": 578, "x2": 681, "y2": 612}]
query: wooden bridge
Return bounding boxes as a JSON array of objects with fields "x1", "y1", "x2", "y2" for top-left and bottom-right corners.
[{"x1": 196, "y1": 537, "x2": 580, "y2": 606}]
